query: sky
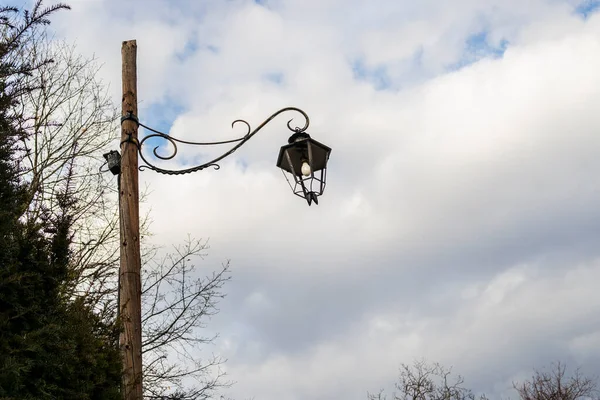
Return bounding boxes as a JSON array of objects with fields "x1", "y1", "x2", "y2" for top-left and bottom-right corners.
[{"x1": 36, "y1": 0, "x2": 600, "y2": 398}]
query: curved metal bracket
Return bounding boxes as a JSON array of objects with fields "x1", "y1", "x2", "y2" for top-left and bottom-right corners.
[{"x1": 137, "y1": 107, "x2": 310, "y2": 175}]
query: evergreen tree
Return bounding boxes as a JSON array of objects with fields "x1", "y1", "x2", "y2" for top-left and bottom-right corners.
[{"x1": 0, "y1": 3, "x2": 122, "y2": 398}]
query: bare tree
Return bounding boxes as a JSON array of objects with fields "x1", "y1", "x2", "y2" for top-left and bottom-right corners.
[
  {"x1": 369, "y1": 359, "x2": 487, "y2": 400},
  {"x1": 19, "y1": 37, "x2": 117, "y2": 213},
  {"x1": 141, "y1": 238, "x2": 232, "y2": 399},
  {"x1": 11, "y1": 5, "x2": 234, "y2": 397},
  {"x1": 6, "y1": 18, "x2": 125, "y2": 319},
  {"x1": 513, "y1": 362, "x2": 599, "y2": 400}
]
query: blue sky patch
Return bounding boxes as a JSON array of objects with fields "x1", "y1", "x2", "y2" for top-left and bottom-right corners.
[
  {"x1": 264, "y1": 72, "x2": 284, "y2": 85},
  {"x1": 175, "y1": 39, "x2": 219, "y2": 62},
  {"x1": 447, "y1": 30, "x2": 508, "y2": 71},
  {"x1": 139, "y1": 99, "x2": 187, "y2": 163},
  {"x1": 575, "y1": 0, "x2": 600, "y2": 18},
  {"x1": 176, "y1": 35, "x2": 199, "y2": 62},
  {"x1": 466, "y1": 31, "x2": 508, "y2": 57},
  {"x1": 351, "y1": 59, "x2": 392, "y2": 91},
  {"x1": 236, "y1": 158, "x2": 249, "y2": 172}
]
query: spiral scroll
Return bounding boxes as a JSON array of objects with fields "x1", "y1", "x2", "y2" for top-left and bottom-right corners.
[{"x1": 137, "y1": 107, "x2": 310, "y2": 175}]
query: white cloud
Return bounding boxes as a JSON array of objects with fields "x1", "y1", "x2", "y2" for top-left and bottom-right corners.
[{"x1": 46, "y1": 0, "x2": 600, "y2": 399}]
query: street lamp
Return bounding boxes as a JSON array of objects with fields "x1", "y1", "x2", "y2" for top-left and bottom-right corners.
[
  {"x1": 277, "y1": 130, "x2": 331, "y2": 205},
  {"x1": 132, "y1": 106, "x2": 332, "y2": 205},
  {"x1": 106, "y1": 40, "x2": 332, "y2": 400}
]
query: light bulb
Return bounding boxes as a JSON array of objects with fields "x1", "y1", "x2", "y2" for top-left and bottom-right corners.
[{"x1": 301, "y1": 161, "x2": 311, "y2": 177}]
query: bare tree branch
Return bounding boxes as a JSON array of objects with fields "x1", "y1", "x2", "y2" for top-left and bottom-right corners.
[
  {"x1": 369, "y1": 360, "x2": 487, "y2": 400},
  {"x1": 514, "y1": 362, "x2": 599, "y2": 400},
  {"x1": 140, "y1": 238, "x2": 232, "y2": 399}
]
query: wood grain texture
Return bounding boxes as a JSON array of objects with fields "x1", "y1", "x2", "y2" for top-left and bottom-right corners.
[{"x1": 119, "y1": 40, "x2": 143, "y2": 400}]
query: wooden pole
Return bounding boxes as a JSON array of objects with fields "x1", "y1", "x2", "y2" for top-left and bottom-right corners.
[{"x1": 119, "y1": 40, "x2": 142, "y2": 400}]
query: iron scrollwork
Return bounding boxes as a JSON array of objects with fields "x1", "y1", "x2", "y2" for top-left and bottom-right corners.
[{"x1": 137, "y1": 107, "x2": 310, "y2": 175}]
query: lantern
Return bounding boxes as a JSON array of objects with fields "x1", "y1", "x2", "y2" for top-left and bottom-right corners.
[{"x1": 276, "y1": 131, "x2": 331, "y2": 205}]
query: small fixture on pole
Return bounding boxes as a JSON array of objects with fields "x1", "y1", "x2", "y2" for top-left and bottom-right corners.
[{"x1": 103, "y1": 150, "x2": 121, "y2": 175}]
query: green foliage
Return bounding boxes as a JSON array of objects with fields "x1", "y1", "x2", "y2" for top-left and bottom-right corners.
[
  {"x1": 0, "y1": 2, "x2": 122, "y2": 399},
  {"x1": 0, "y1": 213, "x2": 122, "y2": 399}
]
